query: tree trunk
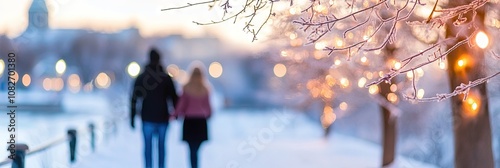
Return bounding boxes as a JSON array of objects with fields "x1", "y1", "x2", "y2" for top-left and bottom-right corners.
[
  {"x1": 379, "y1": 80, "x2": 397, "y2": 166},
  {"x1": 445, "y1": 1, "x2": 494, "y2": 167}
]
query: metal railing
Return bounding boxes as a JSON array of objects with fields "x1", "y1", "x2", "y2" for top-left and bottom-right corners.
[{"x1": 0, "y1": 120, "x2": 117, "y2": 168}]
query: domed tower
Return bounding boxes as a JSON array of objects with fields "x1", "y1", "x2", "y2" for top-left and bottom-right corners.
[{"x1": 26, "y1": 0, "x2": 49, "y2": 33}]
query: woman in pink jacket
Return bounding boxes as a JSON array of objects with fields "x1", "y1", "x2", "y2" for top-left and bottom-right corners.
[{"x1": 173, "y1": 64, "x2": 212, "y2": 168}]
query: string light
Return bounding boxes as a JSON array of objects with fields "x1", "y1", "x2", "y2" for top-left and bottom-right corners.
[
  {"x1": 358, "y1": 77, "x2": 367, "y2": 88},
  {"x1": 387, "y1": 93, "x2": 398, "y2": 103},
  {"x1": 390, "y1": 84, "x2": 397, "y2": 92},
  {"x1": 340, "y1": 78, "x2": 350, "y2": 88},
  {"x1": 369, "y1": 85, "x2": 379, "y2": 95},
  {"x1": 475, "y1": 31, "x2": 489, "y2": 49},
  {"x1": 339, "y1": 102, "x2": 348, "y2": 111},
  {"x1": 417, "y1": 89, "x2": 425, "y2": 99},
  {"x1": 457, "y1": 59, "x2": 465, "y2": 67}
]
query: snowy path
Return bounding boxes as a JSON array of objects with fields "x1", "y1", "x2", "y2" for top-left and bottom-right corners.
[{"x1": 73, "y1": 109, "x2": 437, "y2": 168}]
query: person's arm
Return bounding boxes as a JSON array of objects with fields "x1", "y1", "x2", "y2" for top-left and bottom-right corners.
[
  {"x1": 130, "y1": 80, "x2": 139, "y2": 129},
  {"x1": 173, "y1": 93, "x2": 187, "y2": 118},
  {"x1": 167, "y1": 76, "x2": 179, "y2": 109},
  {"x1": 205, "y1": 94, "x2": 212, "y2": 118}
]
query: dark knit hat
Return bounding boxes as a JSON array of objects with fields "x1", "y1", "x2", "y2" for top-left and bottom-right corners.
[{"x1": 149, "y1": 48, "x2": 160, "y2": 64}]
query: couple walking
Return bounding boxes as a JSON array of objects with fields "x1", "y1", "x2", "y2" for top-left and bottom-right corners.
[{"x1": 130, "y1": 48, "x2": 212, "y2": 168}]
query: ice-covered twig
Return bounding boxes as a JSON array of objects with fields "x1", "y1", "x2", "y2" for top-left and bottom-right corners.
[
  {"x1": 161, "y1": 0, "x2": 220, "y2": 11},
  {"x1": 405, "y1": 71, "x2": 500, "y2": 102}
]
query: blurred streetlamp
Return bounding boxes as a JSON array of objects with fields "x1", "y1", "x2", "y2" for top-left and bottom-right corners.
[
  {"x1": 55, "y1": 59, "x2": 66, "y2": 75},
  {"x1": 127, "y1": 62, "x2": 140, "y2": 78},
  {"x1": 209, "y1": 62, "x2": 223, "y2": 78},
  {"x1": 95, "y1": 72, "x2": 111, "y2": 89},
  {"x1": 273, "y1": 63, "x2": 287, "y2": 78},
  {"x1": 22, "y1": 74, "x2": 31, "y2": 87}
]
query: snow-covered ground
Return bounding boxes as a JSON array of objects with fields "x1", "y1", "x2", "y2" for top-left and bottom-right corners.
[
  {"x1": 0, "y1": 93, "x2": 438, "y2": 168},
  {"x1": 71, "y1": 109, "x2": 436, "y2": 168}
]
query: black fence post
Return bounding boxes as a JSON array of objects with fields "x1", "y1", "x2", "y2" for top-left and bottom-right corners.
[
  {"x1": 89, "y1": 123, "x2": 95, "y2": 152},
  {"x1": 67, "y1": 129, "x2": 77, "y2": 163},
  {"x1": 10, "y1": 144, "x2": 28, "y2": 168}
]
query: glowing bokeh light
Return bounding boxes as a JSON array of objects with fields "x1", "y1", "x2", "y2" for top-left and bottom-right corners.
[
  {"x1": 22, "y1": 74, "x2": 31, "y2": 87},
  {"x1": 475, "y1": 31, "x2": 489, "y2": 49},
  {"x1": 358, "y1": 77, "x2": 367, "y2": 88},
  {"x1": 95, "y1": 72, "x2": 111, "y2": 89},
  {"x1": 387, "y1": 93, "x2": 398, "y2": 103},
  {"x1": 55, "y1": 59, "x2": 66, "y2": 75},
  {"x1": 369, "y1": 85, "x2": 379, "y2": 95},
  {"x1": 68, "y1": 74, "x2": 81, "y2": 93},
  {"x1": 43, "y1": 78, "x2": 52, "y2": 91},
  {"x1": 52, "y1": 78, "x2": 64, "y2": 91},
  {"x1": 339, "y1": 102, "x2": 348, "y2": 111},
  {"x1": 273, "y1": 63, "x2": 287, "y2": 77},
  {"x1": 209, "y1": 62, "x2": 223, "y2": 78},
  {"x1": 127, "y1": 62, "x2": 141, "y2": 78}
]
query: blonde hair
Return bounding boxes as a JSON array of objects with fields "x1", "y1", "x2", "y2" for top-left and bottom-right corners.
[{"x1": 183, "y1": 61, "x2": 211, "y2": 96}]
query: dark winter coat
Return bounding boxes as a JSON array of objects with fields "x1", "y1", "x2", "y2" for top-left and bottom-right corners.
[{"x1": 131, "y1": 64, "x2": 178, "y2": 123}]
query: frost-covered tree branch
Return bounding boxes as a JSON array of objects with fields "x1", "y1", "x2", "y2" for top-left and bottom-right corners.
[{"x1": 162, "y1": 0, "x2": 276, "y2": 41}]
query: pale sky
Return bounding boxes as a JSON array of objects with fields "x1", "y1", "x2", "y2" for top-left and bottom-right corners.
[{"x1": 0, "y1": 0, "x2": 271, "y2": 47}]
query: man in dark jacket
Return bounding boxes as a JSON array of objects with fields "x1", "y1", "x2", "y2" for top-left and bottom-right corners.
[{"x1": 130, "y1": 48, "x2": 178, "y2": 168}]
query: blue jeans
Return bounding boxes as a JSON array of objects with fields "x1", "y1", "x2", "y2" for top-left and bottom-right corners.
[{"x1": 142, "y1": 121, "x2": 168, "y2": 168}]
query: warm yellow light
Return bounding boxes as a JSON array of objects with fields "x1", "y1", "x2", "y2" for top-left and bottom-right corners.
[
  {"x1": 379, "y1": 71, "x2": 385, "y2": 78},
  {"x1": 127, "y1": 62, "x2": 140, "y2": 78},
  {"x1": 55, "y1": 59, "x2": 66, "y2": 75},
  {"x1": 369, "y1": 85, "x2": 379, "y2": 95},
  {"x1": 321, "y1": 89, "x2": 333, "y2": 99},
  {"x1": 464, "y1": 96, "x2": 480, "y2": 117},
  {"x1": 43, "y1": 78, "x2": 52, "y2": 91},
  {"x1": 406, "y1": 71, "x2": 414, "y2": 79},
  {"x1": 416, "y1": 68, "x2": 424, "y2": 77},
  {"x1": 273, "y1": 63, "x2": 287, "y2": 77},
  {"x1": 313, "y1": 4, "x2": 327, "y2": 13},
  {"x1": 340, "y1": 78, "x2": 350, "y2": 88},
  {"x1": 387, "y1": 93, "x2": 398, "y2": 103},
  {"x1": 475, "y1": 31, "x2": 489, "y2": 49},
  {"x1": 390, "y1": 84, "x2": 398, "y2": 92},
  {"x1": 360, "y1": 56, "x2": 367, "y2": 64},
  {"x1": 315, "y1": 41, "x2": 327, "y2": 50},
  {"x1": 457, "y1": 59, "x2": 465, "y2": 67},
  {"x1": 52, "y1": 78, "x2": 64, "y2": 91},
  {"x1": 417, "y1": 89, "x2": 425, "y2": 99},
  {"x1": 325, "y1": 75, "x2": 336, "y2": 86},
  {"x1": 339, "y1": 102, "x2": 348, "y2": 111},
  {"x1": 95, "y1": 72, "x2": 111, "y2": 89},
  {"x1": 393, "y1": 61, "x2": 402, "y2": 70},
  {"x1": 11, "y1": 71, "x2": 19, "y2": 82},
  {"x1": 68, "y1": 74, "x2": 81, "y2": 93},
  {"x1": 289, "y1": 33, "x2": 297, "y2": 40},
  {"x1": 335, "y1": 38, "x2": 344, "y2": 47},
  {"x1": 167, "y1": 64, "x2": 179, "y2": 77},
  {"x1": 334, "y1": 59, "x2": 341, "y2": 66},
  {"x1": 439, "y1": 62, "x2": 446, "y2": 70},
  {"x1": 365, "y1": 72, "x2": 373, "y2": 79},
  {"x1": 209, "y1": 62, "x2": 223, "y2": 78},
  {"x1": 0, "y1": 59, "x2": 4, "y2": 76},
  {"x1": 358, "y1": 77, "x2": 367, "y2": 88},
  {"x1": 280, "y1": 50, "x2": 288, "y2": 57},
  {"x1": 346, "y1": 32, "x2": 354, "y2": 39},
  {"x1": 22, "y1": 74, "x2": 31, "y2": 87}
]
